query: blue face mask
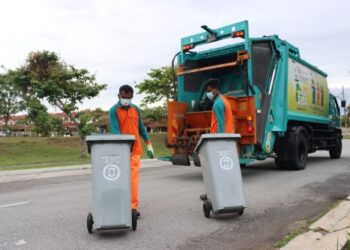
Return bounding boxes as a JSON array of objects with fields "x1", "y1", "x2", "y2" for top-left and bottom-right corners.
[
  {"x1": 120, "y1": 98, "x2": 132, "y2": 106},
  {"x1": 206, "y1": 91, "x2": 214, "y2": 100}
]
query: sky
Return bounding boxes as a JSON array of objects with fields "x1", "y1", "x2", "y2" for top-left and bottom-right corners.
[{"x1": 0, "y1": 0, "x2": 349, "y2": 112}]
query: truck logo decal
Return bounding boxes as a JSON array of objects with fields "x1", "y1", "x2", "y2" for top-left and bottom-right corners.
[{"x1": 288, "y1": 58, "x2": 329, "y2": 116}]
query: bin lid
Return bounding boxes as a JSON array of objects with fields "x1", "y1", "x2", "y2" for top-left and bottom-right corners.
[
  {"x1": 86, "y1": 134, "x2": 135, "y2": 143},
  {"x1": 194, "y1": 133, "x2": 241, "y2": 153}
]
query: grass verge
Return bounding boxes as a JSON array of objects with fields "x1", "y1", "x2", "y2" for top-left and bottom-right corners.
[{"x1": 0, "y1": 133, "x2": 172, "y2": 171}]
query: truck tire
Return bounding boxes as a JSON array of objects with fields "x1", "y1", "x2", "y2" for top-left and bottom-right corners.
[
  {"x1": 329, "y1": 137, "x2": 342, "y2": 159},
  {"x1": 275, "y1": 127, "x2": 308, "y2": 170},
  {"x1": 286, "y1": 127, "x2": 308, "y2": 170},
  {"x1": 274, "y1": 159, "x2": 286, "y2": 169}
]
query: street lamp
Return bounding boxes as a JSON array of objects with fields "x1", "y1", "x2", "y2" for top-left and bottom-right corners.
[{"x1": 342, "y1": 84, "x2": 347, "y2": 127}]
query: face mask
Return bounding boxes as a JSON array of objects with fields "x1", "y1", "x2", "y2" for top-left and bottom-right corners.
[
  {"x1": 206, "y1": 91, "x2": 214, "y2": 100},
  {"x1": 120, "y1": 98, "x2": 132, "y2": 106}
]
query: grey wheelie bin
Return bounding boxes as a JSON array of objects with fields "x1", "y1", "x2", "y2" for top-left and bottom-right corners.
[
  {"x1": 194, "y1": 133, "x2": 246, "y2": 218},
  {"x1": 86, "y1": 134, "x2": 137, "y2": 233}
]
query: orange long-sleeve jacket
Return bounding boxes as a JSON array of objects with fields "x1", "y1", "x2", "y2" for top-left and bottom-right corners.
[{"x1": 109, "y1": 102, "x2": 150, "y2": 155}]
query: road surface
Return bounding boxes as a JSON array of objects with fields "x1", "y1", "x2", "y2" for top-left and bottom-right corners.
[{"x1": 0, "y1": 141, "x2": 350, "y2": 250}]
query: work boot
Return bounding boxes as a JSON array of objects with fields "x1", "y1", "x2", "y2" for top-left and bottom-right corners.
[{"x1": 199, "y1": 194, "x2": 207, "y2": 201}]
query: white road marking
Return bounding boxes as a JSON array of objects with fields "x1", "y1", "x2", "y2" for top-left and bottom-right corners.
[
  {"x1": 14, "y1": 239, "x2": 26, "y2": 246},
  {"x1": 0, "y1": 201, "x2": 29, "y2": 208}
]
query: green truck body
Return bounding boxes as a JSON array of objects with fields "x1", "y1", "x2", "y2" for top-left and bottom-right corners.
[{"x1": 168, "y1": 20, "x2": 343, "y2": 170}]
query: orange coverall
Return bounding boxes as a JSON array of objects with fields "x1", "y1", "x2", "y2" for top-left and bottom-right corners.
[
  {"x1": 210, "y1": 95, "x2": 234, "y2": 133},
  {"x1": 109, "y1": 102, "x2": 150, "y2": 209}
]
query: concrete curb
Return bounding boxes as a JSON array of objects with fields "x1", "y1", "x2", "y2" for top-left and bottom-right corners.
[
  {"x1": 280, "y1": 196, "x2": 350, "y2": 250},
  {"x1": 0, "y1": 159, "x2": 172, "y2": 184}
]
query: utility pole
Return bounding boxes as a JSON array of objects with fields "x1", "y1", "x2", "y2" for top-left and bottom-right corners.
[{"x1": 343, "y1": 83, "x2": 348, "y2": 128}]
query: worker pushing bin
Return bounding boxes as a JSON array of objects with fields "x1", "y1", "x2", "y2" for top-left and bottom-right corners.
[
  {"x1": 86, "y1": 134, "x2": 137, "y2": 233},
  {"x1": 195, "y1": 133, "x2": 246, "y2": 218}
]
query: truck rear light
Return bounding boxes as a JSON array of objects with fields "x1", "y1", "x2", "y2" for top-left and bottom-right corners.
[
  {"x1": 182, "y1": 44, "x2": 194, "y2": 52},
  {"x1": 246, "y1": 116, "x2": 253, "y2": 133},
  {"x1": 232, "y1": 30, "x2": 245, "y2": 38}
]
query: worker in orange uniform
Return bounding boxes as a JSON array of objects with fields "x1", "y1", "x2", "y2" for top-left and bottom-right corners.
[
  {"x1": 200, "y1": 78, "x2": 234, "y2": 201},
  {"x1": 205, "y1": 78, "x2": 234, "y2": 133},
  {"x1": 109, "y1": 85, "x2": 154, "y2": 217}
]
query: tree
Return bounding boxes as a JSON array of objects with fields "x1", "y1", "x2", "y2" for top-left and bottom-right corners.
[
  {"x1": 135, "y1": 66, "x2": 176, "y2": 106},
  {"x1": 0, "y1": 71, "x2": 24, "y2": 134},
  {"x1": 26, "y1": 98, "x2": 52, "y2": 136},
  {"x1": 13, "y1": 51, "x2": 107, "y2": 157},
  {"x1": 51, "y1": 116, "x2": 64, "y2": 135},
  {"x1": 142, "y1": 106, "x2": 167, "y2": 123}
]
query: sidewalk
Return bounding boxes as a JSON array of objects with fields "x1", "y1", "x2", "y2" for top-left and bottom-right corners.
[
  {"x1": 281, "y1": 195, "x2": 350, "y2": 250},
  {"x1": 0, "y1": 159, "x2": 172, "y2": 184}
]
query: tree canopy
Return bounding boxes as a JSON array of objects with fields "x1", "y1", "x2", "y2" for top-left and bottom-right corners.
[
  {"x1": 135, "y1": 66, "x2": 176, "y2": 106},
  {"x1": 0, "y1": 71, "x2": 24, "y2": 132},
  {"x1": 10, "y1": 50, "x2": 107, "y2": 156}
]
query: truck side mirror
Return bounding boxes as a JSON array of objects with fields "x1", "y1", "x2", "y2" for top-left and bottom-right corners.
[{"x1": 341, "y1": 100, "x2": 346, "y2": 108}]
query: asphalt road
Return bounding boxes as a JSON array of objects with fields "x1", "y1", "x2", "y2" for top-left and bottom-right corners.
[{"x1": 1, "y1": 141, "x2": 350, "y2": 250}]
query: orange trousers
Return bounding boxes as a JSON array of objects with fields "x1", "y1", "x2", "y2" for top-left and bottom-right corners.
[{"x1": 130, "y1": 154, "x2": 141, "y2": 209}]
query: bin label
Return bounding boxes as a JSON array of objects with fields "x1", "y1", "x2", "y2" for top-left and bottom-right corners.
[
  {"x1": 217, "y1": 151, "x2": 234, "y2": 170},
  {"x1": 102, "y1": 156, "x2": 121, "y2": 181}
]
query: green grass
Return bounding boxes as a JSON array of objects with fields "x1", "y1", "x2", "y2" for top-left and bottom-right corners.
[
  {"x1": 0, "y1": 137, "x2": 90, "y2": 171},
  {"x1": 0, "y1": 133, "x2": 172, "y2": 171},
  {"x1": 273, "y1": 200, "x2": 343, "y2": 248},
  {"x1": 344, "y1": 135, "x2": 350, "y2": 140},
  {"x1": 140, "y1": 132, "x2": 172, "y2": 159}
]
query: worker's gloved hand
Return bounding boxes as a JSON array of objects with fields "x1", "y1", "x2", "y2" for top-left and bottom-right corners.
[{"x1": 147, "y1": 144, "x2": 154, "y2": 159}]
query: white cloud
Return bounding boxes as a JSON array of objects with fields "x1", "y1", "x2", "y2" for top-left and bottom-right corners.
[{"x1": 0, "y1": 0, "x2": 349, "y2": 112}]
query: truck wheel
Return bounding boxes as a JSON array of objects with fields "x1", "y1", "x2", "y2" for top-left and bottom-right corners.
[
  {"x1": 274, "y1": 159, "x2": 286, "y2": 169},
  {"x1": 287, "y1": 127, "x2": 308, "y2": 170},
  {"x1": 329, "y1": 138, "x2": 342, "y2": 159}
]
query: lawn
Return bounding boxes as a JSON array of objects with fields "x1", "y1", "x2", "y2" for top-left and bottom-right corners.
[
  {"x1": 0, "y1": 133, "x2": 172, "y2": 171},
  {"x1": 344, "y1": 135, "x2": 350, "y2": 140}
]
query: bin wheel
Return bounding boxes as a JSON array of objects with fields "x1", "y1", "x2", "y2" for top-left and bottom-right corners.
[
  {"x1": 87, "y1": 212, "x2": 94, "y2": 234},
  {"x1": 238, "y1": 209, "x2": 244, "y2": 216},
  {"x1": 203, "y1": 200, "x2": 211, "y2": 218},
  {"x1": 132, "y1": 209, "x2": 138, "y2": 231}
]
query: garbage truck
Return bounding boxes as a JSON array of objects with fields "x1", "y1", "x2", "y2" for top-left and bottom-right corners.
[{"x1": 167, "y1": 20, "x2": 345, "y2": 170}]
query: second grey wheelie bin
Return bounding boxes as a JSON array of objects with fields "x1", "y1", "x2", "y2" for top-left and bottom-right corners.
[
  {"x1": 194, "y1": 133, "x2": 246, "y2": 218},
  {"x1": 86, "y1": 134, "x2": 137, "y2": 233}
]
